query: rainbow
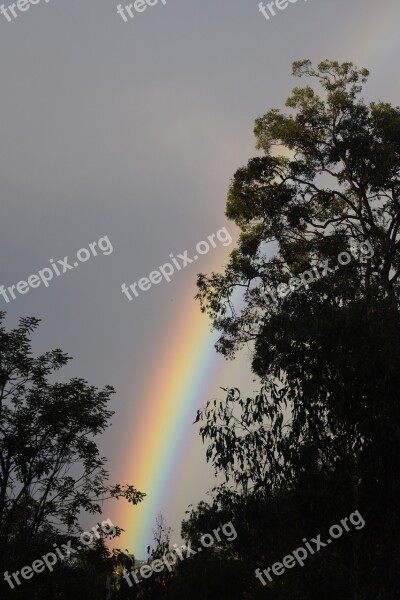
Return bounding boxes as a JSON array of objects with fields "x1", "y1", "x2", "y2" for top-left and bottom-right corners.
[{"x1": 115, "y1": 249, "x2": 236, "y2": 558}]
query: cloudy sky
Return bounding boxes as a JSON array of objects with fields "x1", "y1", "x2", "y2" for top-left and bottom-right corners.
[{"x1": 1, "y1": 0, "x2": 399, "y2": 558}]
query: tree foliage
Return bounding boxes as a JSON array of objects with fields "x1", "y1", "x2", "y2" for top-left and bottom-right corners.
[
  {"x1": 0, "y1": 313, "x2": 145, "y2": 583},
  {"x1": 197, "y1": 59, "x2": 400, "y2": 361},
  {"x1": 194, "y1": 61, "x2": 400, "y2": 599}
]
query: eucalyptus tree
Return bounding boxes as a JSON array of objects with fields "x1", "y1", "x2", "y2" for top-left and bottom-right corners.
[{"x1": 196, "y1": 61, "x2": 400, "y2": 599}]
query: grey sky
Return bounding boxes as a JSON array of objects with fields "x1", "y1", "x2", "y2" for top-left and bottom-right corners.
[{"x1": 1, "y1": 0, "x2": 399, "y2": 557}]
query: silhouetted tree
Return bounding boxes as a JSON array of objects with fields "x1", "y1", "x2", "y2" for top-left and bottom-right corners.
[
  {"x1": 195, "y1": 60, "x2": 400, "y2": 599},
  {"x1": 0, "y1": 313, "x2": 145, "y2": 596}
]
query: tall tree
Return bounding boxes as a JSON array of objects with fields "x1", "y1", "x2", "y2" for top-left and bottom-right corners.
[{"x1": 196, "y1": 61, "x2": 400, "y2": 599}]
